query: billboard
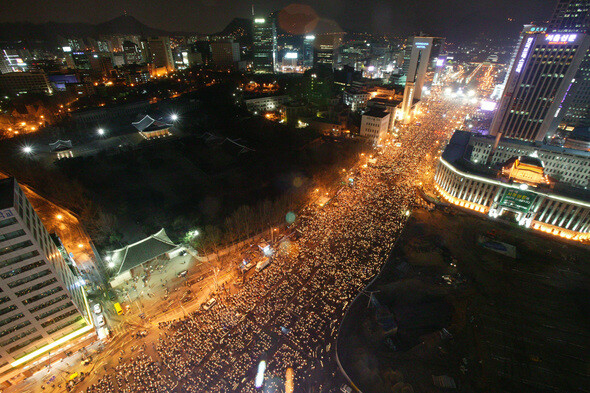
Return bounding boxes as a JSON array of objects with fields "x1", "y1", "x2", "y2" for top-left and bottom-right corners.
[{"x1": 499, "y1": 189, "x2": 536, "y2": 213}]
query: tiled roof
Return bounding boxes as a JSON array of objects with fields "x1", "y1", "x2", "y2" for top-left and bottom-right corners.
[{"x1": 108, "y1": 229, "x2": 179, "y2": 275}]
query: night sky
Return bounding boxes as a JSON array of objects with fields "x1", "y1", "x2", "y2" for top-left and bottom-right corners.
[{"x1": 1, "y1": 0, "x2": 556, "y2": 41}]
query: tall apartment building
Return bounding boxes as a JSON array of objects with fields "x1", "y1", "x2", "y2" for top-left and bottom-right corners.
[
  {"x1": 360, "y1": 109, "x2": 390, "y2": 145},
  {"x1": 400, "y1": 36, "x2": 444, "y2": 123},
  {"x1": 0, "y1": 178, "x2": 91, "y2": 372},
  {"x1": 489, "y1": 32, "x2": 590, "y2": 144},
  {"x1": 148, "y1": 36, "x2": 175, "y2": 73},
  {"x1": 252, "y1": 17, "x2": 277, "y2": 74}
]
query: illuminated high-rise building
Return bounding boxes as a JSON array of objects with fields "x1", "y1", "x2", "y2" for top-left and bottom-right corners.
[
  {"x1": 252, "y1": 17, "x2": 277, "y2": 74},
  {"x1": 548, "y1": 0, "x2": 590, "y2": 32},
  {"x1": 547, "y1": 0, "x2": 590, "y2": 130},
  {"x1": 0, "y1": 178, "x2": 91, "y2": 375},
  {"x1": 302, "y1": 35, "x2": 315, "y2": 68},
  {"x1": 400, "y1": 36, "x2": 444, "y2": 123},
  {"x1": 490, "y1": 32, "x2": 590, "y2": 143},
  {"x1": 313, "y1": 32, "x2": 344, "y2": 70},
  {"x1": 148, "y1": 36, "x2": 175, "y2": 73}
]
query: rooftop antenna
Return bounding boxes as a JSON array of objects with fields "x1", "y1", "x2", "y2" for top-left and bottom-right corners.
[{"x1": 252, "y1": 4, "x2": 255, "y2": 16}]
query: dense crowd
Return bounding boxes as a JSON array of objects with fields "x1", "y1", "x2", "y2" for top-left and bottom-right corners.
[{"x1": 85, "y1": 92, "x2": 476, "y2": 392}]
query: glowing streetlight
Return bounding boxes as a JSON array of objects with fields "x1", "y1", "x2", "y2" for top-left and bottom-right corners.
[
  {"x1": 108, "y1": 262, "x2": 115, "y2": 268},
  {"x1": 22, "y1": 146, "x2": 33, "y2": 154},
  {"x1": 171, "y1": 113, "x2": 179, "y2": 122},
  {"x1": 97, "y1": 128, "x2": 105, "y2": 136},
  {"x1": 56, "y1": 214, "x2": 63, "y2": 220}
]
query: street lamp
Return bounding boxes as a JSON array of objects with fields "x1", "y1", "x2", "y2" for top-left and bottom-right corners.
[
  {"x1": 97, "y1": 128, "x2": 105, "y2": 136},
  {"x1": 22, "y1": 146, "x2": 33, "y2": 154},
  {"x1": 171, "y1": 114, "x2": 178, "y2": 122}
]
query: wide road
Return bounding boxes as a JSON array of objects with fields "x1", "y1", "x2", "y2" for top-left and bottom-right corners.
[{"x1": 72, "y1": 87, "x2": 481, "y2": 393}]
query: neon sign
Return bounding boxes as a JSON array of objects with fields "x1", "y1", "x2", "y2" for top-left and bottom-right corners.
[
  {"x1": 546, "y1": 34, "x2": 577, "y2": 44},
  {"x1": 515, "y1": 37, "x2": 534, "y2": 73}
]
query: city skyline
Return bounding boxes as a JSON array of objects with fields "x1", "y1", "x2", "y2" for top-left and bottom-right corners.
[
  {"x1": 0, "y1": 0, "x2": 588, "y2": 391},
  {"x1": 0, "y1": 0, "x2": 555, "y2": 41}
]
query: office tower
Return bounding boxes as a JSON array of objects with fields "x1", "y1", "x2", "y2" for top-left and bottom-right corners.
[
  {"x1": 0, "y1": 178, "x2": 91, "y2": 371},
  {"x1": 252, "y1": 17, "x2": 277, "y2": 73},
  {"x1": 548, "y1": 0, "x2": 590, "y2": 32},
  {"x1": 123, "y1": 41, "x2": 142, "y2": 65},
  {"x1": 400, "y1": 36, "x2": 444, "y2": 123},
  {"x1": 496, "y1": 24, "x2": 547, "y2": 100},
  {"x1": 210, "y1": 39, "x2": 240, "y2": 68},
  {"x1": 0, "y1": 72, "x2": 53, "y2": 95},
  {"x1": 490, "y1": 32, "x2": 590, "y2": 143},
  {"x1": 148, "y1": 36, "x2": 175, "y2": 72},
  {"x1": 313, "y1": 32, "x2": 344, "y2": 70},
  {"x1": 547, "y1": 0, "x2": 590, "y2": 131},
  {"x1": 303, "y1": 35, "x2": 315, "y2": 68}
]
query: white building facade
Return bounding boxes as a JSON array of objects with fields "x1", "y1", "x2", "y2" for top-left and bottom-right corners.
[
  {"x1": 434, "y1": 131, "x2": 590, "y2": 242},
  {"x1": 360, "y1": 109, "x2": 390, "y2": 145},
  {"x1": 244, "y1": 95, "x2": 290, "y2": 113},
  {"x1": 0, "y1": 178, "x2": 91, "y2": 373}
]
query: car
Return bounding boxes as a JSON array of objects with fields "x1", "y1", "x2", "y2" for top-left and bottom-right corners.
[
  {"x1": 177, "y1": 270, "x2": 188, "y2": 278},
  {"x1": 93, "y1": 304, "x2": 102, "y2": 314},
  {"x1": 202, "y1": 298, "x2": 217, "y2": 311},
  {"x1": 96, "y1": 315, "x2": 106, "y2": 327}
]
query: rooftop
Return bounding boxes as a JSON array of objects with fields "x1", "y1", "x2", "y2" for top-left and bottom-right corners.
[
  {"x1": 132, "y1": 114, "x2": 171, "y2": 132},
  {"x1": 363, "y1": 108, "x2": 389, "y2": 119},
  {"x1": 472, "y1": 134, "x2": 590, "y2": 158},
  {"x1": 107, "y1": 228, "x2": 179, "y2": 276}
]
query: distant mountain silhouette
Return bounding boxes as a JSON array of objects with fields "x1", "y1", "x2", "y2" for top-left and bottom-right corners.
[
  {"x1": 0, "y1": 15, "x2": 185, "y2": 45},
  {"x1": 213, "y1": 17, "x2": 252, "y2": 44}
]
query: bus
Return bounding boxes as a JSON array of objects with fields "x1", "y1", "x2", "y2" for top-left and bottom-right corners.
[{"x1": 114, "y1": 302, "x2": 123, "y2": 315}]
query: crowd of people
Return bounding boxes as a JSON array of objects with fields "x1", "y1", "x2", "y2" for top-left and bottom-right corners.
[{"x1": 84, "y1": 91, "x2": 476, "y2": 392}]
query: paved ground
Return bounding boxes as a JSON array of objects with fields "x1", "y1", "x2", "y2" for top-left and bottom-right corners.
[{"x1": 338, "y1": 207, "x2": 590, "y2": 393}]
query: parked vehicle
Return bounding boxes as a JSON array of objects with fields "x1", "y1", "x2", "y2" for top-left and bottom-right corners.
[
  {"x1": 96, "y1": 315, "x2": 106, "y2": 327},
  {"x1": 93, "y1": 304, "x2": 102, "y2": 314},
  {"x1": 202, "y1": 298, "x2": 217, "y2": 311},
  {"x1": 177, "y1": 270, "x2": 188, "y2": 278},
  {"x1": 256, "y1": 257, "x2": 271, "y2": 272}
]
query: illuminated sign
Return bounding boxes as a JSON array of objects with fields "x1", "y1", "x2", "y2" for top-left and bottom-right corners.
[
  {"x1": 436, "y1": 58, "x2": 445, "y2": 67},
  {"x1": 546, "y1": 33, "x2": 577, "y2": 44},
  {"x1": 284, "y1": 52, "x2": 298, "y2": 59},
  {"x1": 500, "y1": 189, "x2": 536, "y2": 213},
  {"x1": 515, "y1": 37, "x2": 534, "y2": 73},
  {"x1": 304, "y1": 35, "x2": 315, "y2": 40},
  {"x1": 254, "y1": 18, "x2": 265, "y2": 24},
  {"x1": 62, "y1": 46, "x2": 72, "y2": 52},
  {"x1": 415, "y1": 42, "x2": 429, "y2": 49},
  {"x1": 480, "y1": 100, "x2": 497, "y2": 111}
]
